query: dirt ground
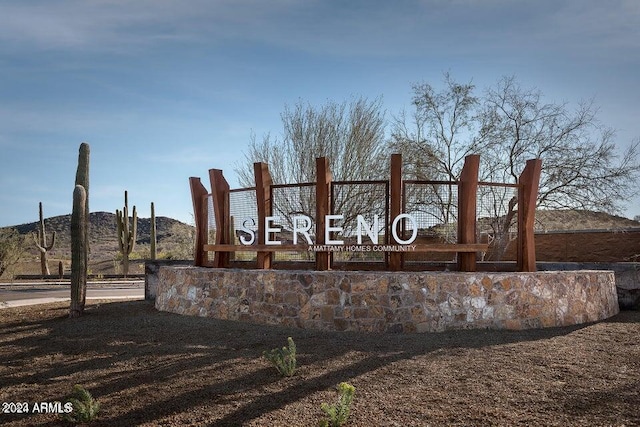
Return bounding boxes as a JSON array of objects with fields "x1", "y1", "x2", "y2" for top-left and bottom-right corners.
[{"x1": 1, "y1": 300, "x2": 639, "y2": 426}]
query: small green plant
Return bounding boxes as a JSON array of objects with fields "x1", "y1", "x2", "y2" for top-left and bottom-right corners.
[
  {"x1": 319, "y1": 382, "x2": 356, "y2": 427},
  {"x1": 62, "y1": 384, "x2": 100, "y2": 424},
  {"x1": 263, "y1": 336, "x2": 297, "y2": 377}
]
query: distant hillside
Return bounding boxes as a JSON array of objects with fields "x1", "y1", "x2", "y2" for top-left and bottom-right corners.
[
  {"x1": 534, "y1": 209, "x2": 640, "y2": 232},
  {"x1": 6, "y1": 211, "x2": 194, "y2": 260}
]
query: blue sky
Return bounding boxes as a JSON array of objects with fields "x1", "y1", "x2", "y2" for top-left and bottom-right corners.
[{"x1": 1, "y1": 0, "x2": 639, "y2": 227}]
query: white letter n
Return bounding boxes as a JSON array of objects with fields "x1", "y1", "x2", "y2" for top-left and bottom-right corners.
[{"x1": 356, "y1": 214, "x2": 379, "y2": 244}]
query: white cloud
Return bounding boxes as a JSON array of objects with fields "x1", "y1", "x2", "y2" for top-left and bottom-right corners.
[
  {"x1": 0, "y1": 0, "x2": 299, "y2": 53},
  {"x1": 1, "y1": 0, "x2": 638, "y2": 60},
  {"x1": 530, "y1": 1, "x2": 640, "y2": 52}
]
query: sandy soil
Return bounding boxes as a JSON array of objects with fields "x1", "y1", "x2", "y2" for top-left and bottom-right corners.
[{"x1": 1, "y1": 300, "x2": 639, "y2": 426}]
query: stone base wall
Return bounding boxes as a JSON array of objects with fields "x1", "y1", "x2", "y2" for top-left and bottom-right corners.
[
  {"x1": 155, "y1": 267, "x2": 619, "y2": 333},
  {"x1": 145, "y1": 260, "x2": 194, "y2": 301},
  {"x1": 537, "y1": 262, "x2": 640, "y2": 310}
]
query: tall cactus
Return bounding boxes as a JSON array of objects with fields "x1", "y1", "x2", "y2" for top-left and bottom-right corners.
[
  {"x1": 150, "y1": 202, "x2": 157, "y2": 260},
  {"x1": 74, "y1": 142, "x2": 90, "y2": 267},
  {"x1": 70, "y1": 142, "x2": 89, "y2": 318},
  {"x1": 34, "y1": 201, "x2": 56, "y2": 275},
  {"x1": 116, "y1": 191, "x2": 137, "y2": 277},
  {"x1": 70, "y1": 185, "x2": 87, "y2": 317}
]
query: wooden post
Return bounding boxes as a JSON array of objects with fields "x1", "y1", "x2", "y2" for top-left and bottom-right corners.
[
  {"x1": 189, "y1": 177, "x2": 209, "y2": 267},
  {"x1": 315, "y1": 157, "x2": 331, "y2": 270},
  {"x1": 209, "y1": 169, "x2": 231, "y2": 268},
  {"x1": 457, "y1": 154, "x2": 480, "y2": 272},
  {"x1": 228, "y1": 216, "x2": 236, "y2": 262},
  {"x1": 517, "y1": 158, "x2": 542, "y2": 272},
  {"x1": 254, "y1": 162, "x2": 273, "y2": 269},
  {"x1": 388, "y1": 154, "x2": 403, "y2": 271}
]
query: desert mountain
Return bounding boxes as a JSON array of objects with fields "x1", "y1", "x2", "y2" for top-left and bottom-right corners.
[{"x1": 6, "y1": 211, "x2": 194, "y2": 260}]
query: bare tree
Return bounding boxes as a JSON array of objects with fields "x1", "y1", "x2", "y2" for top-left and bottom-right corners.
[
  {"x1": 481, "y1": 77, "x2": 640, "y2": 257},
  {"x1": 480, "y1": 76, "x2": 639, "y2": 209},
  {"x1": 0, "y1": 228, "x2": 26, "y2": 279},
  {"x1": 390, "y1": 73, "x2": 487, "y2": 182},
  {"x1": 235, "y1": 97, "x2": 387, "y2": 236},
  {"x1": 390, "y1": 73, "x2": 491, "y2": 241},
  {"x1": 393, "y1": 74, "x2": 640, "y2": 258}
]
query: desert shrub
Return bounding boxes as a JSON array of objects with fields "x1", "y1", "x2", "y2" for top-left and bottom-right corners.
[
  {"x1": 263, "y1": 336, "x2": 297, "y2": 377},
  {"x1": 319, "y1": 382, "x2": 356, "y2": 427},
  {"x1": 61, "y1": 384, "x2": 100, "y2": 424},
  {"x1": 0, "y1": 227, "x2": 26, "y2": 279}
]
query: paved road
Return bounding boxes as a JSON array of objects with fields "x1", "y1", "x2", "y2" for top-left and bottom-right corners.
[{"x1": 0, "y1": 281, "x2": 145, "y2": 308}]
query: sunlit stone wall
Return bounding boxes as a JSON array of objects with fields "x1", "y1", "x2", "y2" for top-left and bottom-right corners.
[{"x1": 155, "y1": 267, "x2": 618, "y2": 333}]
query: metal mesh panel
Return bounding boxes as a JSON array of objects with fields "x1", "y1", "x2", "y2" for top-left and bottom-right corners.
[
  {"x1": 271, "y1": 183, "x2": 316, "y2": 261},
  {"x1": 403, "y1": 181, "x2": 458, "y2": 244},
  {"x1": 229, "y1": 188, "x2": 258, "y2": 261},
  {"x1": 477, "y1": 183, "x2": 519, "y2": 261},
  {"x1": 477, "y1": 184, "x2": 519, "y2": 233},
  {"x1": 331, "y1": 181, "x2": 388, "y2": 262},
  {"x1": 205, "y1": 190, "x2": 259, "y2": 261},
  {"x1": 401, "y1": 181, "x2": 458, "y2": 263},
  {"x1": 206, "y1": 194, "x2": 216, "y2": 246}
]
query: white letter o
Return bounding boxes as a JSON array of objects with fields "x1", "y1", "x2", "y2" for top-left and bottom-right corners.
[{"x1": 391, "y1": 214, "x2": 418, "y2": 245}]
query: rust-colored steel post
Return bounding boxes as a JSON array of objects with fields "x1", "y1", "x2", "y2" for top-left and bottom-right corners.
[
  {"x1": 189, "y1": 177, "x2": 209, "y2": 267},
  {"x1": 254, "y1": 162, "x2": 273, "y2": 269},
  {"x1": 389, "y1": 154, "x2": 403, "y2": 271},
  {"x1": 315, "y1": 157, "x2": 331, "y2": 270},
  {"x1": 457, "y1": 154, "x2": 480, "y2": 272},
  {"x1": 517, "y1": 159, "x2": 542, "y2": 272},
  {"x1": 209, "y1": 169, "x2": 231, "y2": 268}
]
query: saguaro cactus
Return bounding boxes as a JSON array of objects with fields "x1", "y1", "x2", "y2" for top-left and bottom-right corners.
[
  {"x1": 34, "y1": 202, "x2": 56, "y2": 275},
  {"x1": 70, "y1": 185, "x2": 87, "y2": 318},
  {"x1": 75, "y1": 142, "x2": 90, "y2": 266},
  {"x1": 150, "y1": 202, "x2": 157, "y2": 260},
  {"x1": 70, "y1": 142, "x2": 89, "y2": 318},
  {"x1": 116, "y1": 191, "x2": 137, "y2": 277}
]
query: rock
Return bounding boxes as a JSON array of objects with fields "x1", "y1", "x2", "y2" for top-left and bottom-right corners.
[{"x1": 618, "y1": 288, "x2": 640, "y2": 310}]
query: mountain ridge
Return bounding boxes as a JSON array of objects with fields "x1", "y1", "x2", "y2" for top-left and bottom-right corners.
[{"x1": 3, "y1": 211, "x2": 194, "y2": 261}]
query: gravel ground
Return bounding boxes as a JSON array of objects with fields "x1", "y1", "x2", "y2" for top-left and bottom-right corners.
[{"x1": 1, "y1": 300, "x2": 638, "y2": 426}]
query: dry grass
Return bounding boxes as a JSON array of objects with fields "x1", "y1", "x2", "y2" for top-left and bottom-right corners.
[{"x1": 1, "y1": 300, "x2": 639, "y2": 426}]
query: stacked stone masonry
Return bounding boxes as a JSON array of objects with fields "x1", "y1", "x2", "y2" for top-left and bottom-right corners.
[{"x1": 155, "y1": 267, "x2": 619, "y2": 333}]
